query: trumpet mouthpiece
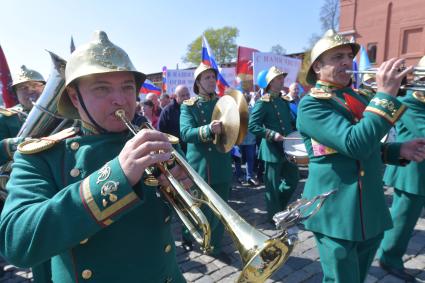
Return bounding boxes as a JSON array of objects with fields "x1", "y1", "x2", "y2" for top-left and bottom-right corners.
[{"x1": 115, "y1": 109, "x2": 126, "y2": 118}]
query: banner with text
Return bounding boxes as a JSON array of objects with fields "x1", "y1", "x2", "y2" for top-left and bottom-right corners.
[
  {"x1": 253, "y1": 52, "x2": 302, "y2": 87},
  {"x1": 166, "y1": 67, "x2": 236, "y2": 96}
]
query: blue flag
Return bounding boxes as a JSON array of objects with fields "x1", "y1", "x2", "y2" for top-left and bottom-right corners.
[{"x1": 359, "y1": 46, "x2": 372, "y2": 71}]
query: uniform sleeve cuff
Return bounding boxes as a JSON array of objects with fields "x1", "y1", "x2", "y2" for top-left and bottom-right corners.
[
  {"x1": 364, "y1": 92, "x2": 406, "y2": 125},
  {"x1": 265, "y1": 129, "x2": 276, "y2": 141},
  {"x1": 80, "y1": 157, "x2": 142, "y2": 227},
  {"x1": 198, "y1": 125, "x2": 214, "y2": 142},
  {"x1": 381, "y1": 142, "x2": 410, "y2": 166}
]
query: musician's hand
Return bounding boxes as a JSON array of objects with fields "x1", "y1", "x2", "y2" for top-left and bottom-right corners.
[
  {"x1": 400, "y1": 138, "x2": 425, "y2": 162},
  {"x1": 376, "y1": 58, "x2": 413, "y2": 97},
  {"x1": 119, "y1": 129, "x2": 172, "y2": 186},
  {"x1": 274, "y1": 132, "x2": 284, "y2": 142},
  {"x1": 210, "y1": 120, "x2": 222, "y2": 135},
  {"x1": 157, "y1": 164, "x2": 193, "y2": 190}
]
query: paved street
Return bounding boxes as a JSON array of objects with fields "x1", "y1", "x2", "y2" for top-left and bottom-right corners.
[{"x1": 0, "y1": 168, "x2": 424, "y2": 282}]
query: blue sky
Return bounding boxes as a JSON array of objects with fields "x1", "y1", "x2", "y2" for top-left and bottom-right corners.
[{"x1": 0, "y1": 0, "x2": 326, "y2": 77}]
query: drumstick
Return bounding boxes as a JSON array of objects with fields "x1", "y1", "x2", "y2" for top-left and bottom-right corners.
[{"x1": 282, "y1": 137, "x2": 303, "y2": 140}]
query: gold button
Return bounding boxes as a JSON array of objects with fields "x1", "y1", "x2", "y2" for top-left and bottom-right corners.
[
  {"x1": 80, "y1": 238, "x2": 89, "y2": 245},
  {"x1": 360, "y1": 170, "x2": 365, "y2": 177},
  {"x1": 208, "y1": 147, "x2": 212, "y2": 152},
  {"x1": 164, "y1": 215, "x2": 171, "y2": 223},
  {"x1": 201, "y1": 110, "x2": 204, "y2": 114},
  {"x1": 70, "y1": 142, "x2": 80, "y2": 150},
  {"x1": 81, "y1": 269, "x2": 92, "y2": 279},
  {"x1": 70, "y1": 168, "x2": 80, "y2": 177},
  {"x1": 164, "y1": 244, "x2": 172, "y2": 253},
  {"x1": 277, "y1": 112, "x2": 280, "y2": 115},
  {"x1": 203, "y1": 119, "x2": 207, "y2": 123}
]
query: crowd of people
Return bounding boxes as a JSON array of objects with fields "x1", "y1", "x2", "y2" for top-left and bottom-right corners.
[{"x1": 0, "y1": 29, "x2": 423, "y2": 283}]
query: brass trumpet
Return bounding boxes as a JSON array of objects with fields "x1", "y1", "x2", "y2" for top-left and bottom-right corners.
[
  {"x1": 115, "y1": 109, "x2": 295, "y2": 282},
  {"x1": 346, "y1": 68, "x2": 425, "y2": 92}
]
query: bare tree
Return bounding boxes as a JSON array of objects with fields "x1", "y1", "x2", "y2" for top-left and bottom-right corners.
[{"x1": 320, "y1": 0, "x2": 340, "y2": 31}]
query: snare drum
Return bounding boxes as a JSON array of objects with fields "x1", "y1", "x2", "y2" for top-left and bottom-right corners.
[{"x1": 283, "y1": 131, "x2": 309, "y2": 165}]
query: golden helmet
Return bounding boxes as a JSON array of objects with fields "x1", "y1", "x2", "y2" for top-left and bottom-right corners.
[
  {"x1": 306, "y1": 29, "x2": 360, "y2": 85},
  {"x1": 415, "y1": 55, "x2": 425, "y2": 80},
  {"x1": 57, "y1": 30, "x2": 146, "y2": 119},
  {"x1": 265, "y1": 66, "x2": 287, "y2": 90},
  {"x1": 193, "y1": 63, "x2": 217, "y2": 94},
  {"x1": 11, "y1": 65, "x2": 45, "y2": 88}
]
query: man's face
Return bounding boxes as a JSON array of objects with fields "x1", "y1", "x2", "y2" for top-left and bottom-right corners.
[
  {"x1": 289, "y1": 83, "x2": 299, "y2": 99},
  {"x1": 313, "y1": 46, "x2": 354, "y2": 86},
  {"x1": 15, "y1": 81, "x2": 44, "y2": 110},
  {"x1": 175, "y1": 86, "x2": 190, "y2": 104},
  {"x1": 146, "y1": 93, "x2": 159, "y2": 107},
  {"x1": 160, "y1": 96, "x2": 170, "y2": 108},
  {"x1": 196, "y1": 70, "x2": 217, "y2": 94},
  {"x1": 68, "y1": 72, "x2": 137, "y2": 132},
  {"x1": 268, "y1": 75, "x2": 285, "y2": 93}
]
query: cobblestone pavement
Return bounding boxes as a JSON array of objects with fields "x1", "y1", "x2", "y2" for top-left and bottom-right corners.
[{"x1": 0, "y1": 168, "x2": 424, "y2": 282}]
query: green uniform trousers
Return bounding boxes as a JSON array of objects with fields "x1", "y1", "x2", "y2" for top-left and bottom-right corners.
[
  {"x1": 314, "y1": 232, "x2": 383, "y2": 283},
  {"x1": 264, "y1": 161, "x2": 299, "y2": 221},
  {"x1": 377, "y1": 189, "x2": 425, "y2": 269},
  {"x1": 183, "y1": 182, "x2": 230, "y2": 255}
]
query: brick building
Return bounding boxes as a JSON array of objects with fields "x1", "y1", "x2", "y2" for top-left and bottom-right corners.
[{"x1": 339, "y1": 0, "x2": 425, "y2": 67}]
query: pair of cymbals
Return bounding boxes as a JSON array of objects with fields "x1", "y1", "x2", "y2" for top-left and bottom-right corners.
[{"x1": 212, "y1": 89, "x2": 249, "y2": 153}]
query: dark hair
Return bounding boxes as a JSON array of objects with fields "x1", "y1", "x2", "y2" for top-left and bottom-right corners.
[{"x1": 142, "y1": 100, "x2": 154, "y2": 107}]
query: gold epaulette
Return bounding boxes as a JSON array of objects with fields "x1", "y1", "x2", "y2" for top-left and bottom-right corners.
[
  {"x1": 260, "y1": 94, "x2": 271, "y2": 102},
  {"x1": 412, "y1": 91, "x2": 425, "y2": 103},
  {"x1": 18, "y1": 127, "x2": 80, "y2": 155},
  {"x1": 182, "y1": 96, "x2": 199, "y2": 106},
  {"x1": 0, "y1": 106, "x2": 21, "y2": 116},
  {"x1": 309, "y1": 88, "x2": 333, "y2": 99},
  {"x1": 0, "y1": 108, "x2": 15, "y2": 116}
]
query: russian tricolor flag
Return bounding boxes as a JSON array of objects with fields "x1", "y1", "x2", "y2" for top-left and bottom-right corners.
[
  {"x1": 140, "y1": 79, "x2": 161, "y2": 95},
  {"x1": 202, "y1": 36, "x2": 229, "y2": 96}
]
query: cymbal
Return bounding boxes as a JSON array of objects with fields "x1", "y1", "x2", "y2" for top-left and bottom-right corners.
[
  {"x1": 212, "y1": 95, "x2": 240, "y2": 153},
  {"x1": 225, "y1": 88, "x2": 249, "y2": 145}
]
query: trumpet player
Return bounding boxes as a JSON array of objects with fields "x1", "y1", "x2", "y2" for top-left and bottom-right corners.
[
  {"x1": 296, "y1": 29, "x2": 425, "y2": 283},
  {"x1": 376, "y1": 55, "x2": 425, "y2": 282},
  {"x1": 0, "y1": 31, "x2": 187, "y2": 283},
  {"x1": 0, "y1": 65, "x2": 45, "y2": 164}
]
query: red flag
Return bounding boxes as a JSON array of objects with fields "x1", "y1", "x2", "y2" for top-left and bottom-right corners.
[
  {"x1": 0, "y1": 45, "x2": 16, "y2": 107},
  {"x1": 236, "y1": 46, "x2": 258, "y2": 78}
]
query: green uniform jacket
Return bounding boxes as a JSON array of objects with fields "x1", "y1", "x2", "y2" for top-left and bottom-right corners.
[
  {"x1": 384, "y1": 91, "x2": 425, "y2": 196},
  {"x1": 0, "y1": 127, "x2": 184, "y2": 283},
  {"x1": 297, "y1": 82, "x2": 407, "y2": 241},
  {"x1": 180, "y1": 95, "x2": 232, "y2": 185},
  {"x1": 248, "y1": 92, "x2": 295, "y2": 163},
  {"x1": 0, "y1": 105, "x2": 26, "y2": 164}
]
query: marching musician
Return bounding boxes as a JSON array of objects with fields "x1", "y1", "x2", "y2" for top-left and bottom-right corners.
[
  {"x1": 0, "y1": 31, "x2": 187, "y2": 283},
  {"x1": 0, "y1": 66, "x2": 45, "y2": 164},
  {"x1": 376, "y1": 55, "x2": 425, "y2": 282},
  {"x1": 248, "y1": 66, "x2": 300, "y2": 222},
  {"x1": 179, "y1": 63, "x2": 232, "y2": 264},
  {"x1": 296, "y1": 29, "x2": 425, "y2": 283}
]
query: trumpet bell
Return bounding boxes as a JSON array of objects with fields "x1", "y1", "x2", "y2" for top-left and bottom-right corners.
[{"x1": 238, "y1": 237, "x2": 293, "y2": 282}]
